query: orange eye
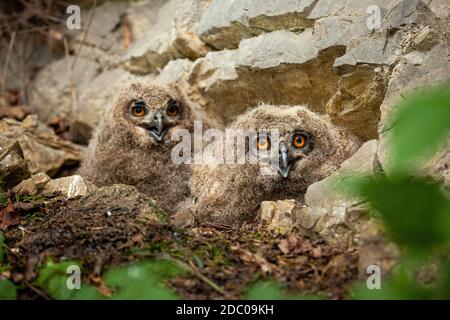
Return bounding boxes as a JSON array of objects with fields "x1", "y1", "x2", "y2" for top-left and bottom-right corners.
[
  {"x1": 166, "y1": 100, "x2": 179, "y2": 117},
  {"x1": 293, "y1": 134, "x2": 306, "y2": 149},
  {"x1": 257, "y1": 135, "x2": 271, "y2": 150},
  {"x1": 131, "y1": 103, "x2": 146, "y2": 117}
]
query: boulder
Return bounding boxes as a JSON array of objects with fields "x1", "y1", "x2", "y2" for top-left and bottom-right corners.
[
  {"x1": 198, "y1": 0, "x2": 401, "y2": 50},
  {"x1": 300, "y1": 140, "x2": 380, "y2": 245},
  {"x1": 123, "y1": 0, "x2": 211, "y2": 74},
  {"x1": 0, "y1": 116, "x2": 84, "y2": 178},
  {"x1": 0, "y1": 141, "x2": 30, "y2": 189},
  {"x1": 28, "y1": 57, "x2": 100, "y2": 123},
  {"x1": 260, "y1": 200, "x2": 299, "y2": 234},
  {"x1": 13, "y1": 173, "x2": 90, "y2": 199},
  {"x1": 186, "y1": 24, "x2": 378, "y2": 139},
  {"x1": 69, "y1": 1, "x2": 129, "y2": 69}
]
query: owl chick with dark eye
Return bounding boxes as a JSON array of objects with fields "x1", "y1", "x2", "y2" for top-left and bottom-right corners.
[
  {"x1": 173, "y1": 104, "x2": 361, "y2": 226},
  {"x1": 79, "y1": 82, "x2": 194, "y2": 215}
]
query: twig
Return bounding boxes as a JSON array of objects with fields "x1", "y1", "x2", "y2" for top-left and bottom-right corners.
[
  {"x1": 162, "y1": 255, "x2": 225, "y2": 294},
  {"x1": 70, "y1": 0, "x2": 97, "y2": 70},
  {"x1": 63, "y1": 37, "x2": 77, "y2": 123},
  {"x1": 24, "y1": 280, "x2": 51, "y2": 300}
]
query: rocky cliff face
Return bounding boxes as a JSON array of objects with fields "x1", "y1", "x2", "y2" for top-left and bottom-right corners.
[
  {"x1": 5, "y1": 0, "x2": 450, "y2": 228},
  {"x1": 27, "y1": 0, "x2": 450, "y2": 140}
]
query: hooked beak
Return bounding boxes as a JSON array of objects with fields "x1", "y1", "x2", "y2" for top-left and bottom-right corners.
[
  {"x1": 140, "y1": 110, "x2": 168, "y2": 142},
  {"x1": 277, "y1": 141, "x2": 291, "y2": 178}
]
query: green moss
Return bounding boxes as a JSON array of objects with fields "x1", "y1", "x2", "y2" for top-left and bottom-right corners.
[{"x1": 146, "y1": 198, "x2": 168, "y2": 222}]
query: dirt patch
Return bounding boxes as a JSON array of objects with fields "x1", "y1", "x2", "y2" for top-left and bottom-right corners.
[{"x1": 2, "y1": 187, "x2": 359, "y2": 300}]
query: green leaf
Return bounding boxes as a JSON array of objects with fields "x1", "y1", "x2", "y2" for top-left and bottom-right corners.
[
  {"x1": 353, "y1": 264, "x2": 431, "y2": 300},
  {"x1": 104, "y1": 261, "x2": 180, "y2": 300},
  {"x1": 37, "y1": 261, "x2": 84, "y2": 300},
  {"x1": 387, "y1": 85, "x2": 450, "y2": 174},
  {"x1": 0, "y1": 280, "x2": 17, "y2": 300},
  {"x1": 353, "y1": 176, "x2": 450, "y2": 252}
]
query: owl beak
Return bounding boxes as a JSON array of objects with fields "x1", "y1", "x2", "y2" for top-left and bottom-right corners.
[
  {"x1": 277, "y1": 142, "x2": 291, "y2": 178},
  {"x1": 140, "y1": 110, "x2": 168, "y2": 142}
]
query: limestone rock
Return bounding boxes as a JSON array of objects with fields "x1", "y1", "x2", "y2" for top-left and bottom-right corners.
[
  {"x1": 260, "y1": 200, "x2": 299, "y2": 234},
  {"x1": 378, "y1": 42, "x2": 450, "y2": 182},
  {"x1": 69, "y1": 1, "x2": 129, "y2": 69},
  {"x1": 42, "y1": 175, "x2": 89, "y2": 199},
  {"x1": 186, "y1": 24, "x2": 380, "y2": 139},
  {"x1": 123, "y1": 0, "x2": 211, "y2": 74},
  {"x1": 0, "y1": 141, "x2": 30, "y2": 189},
  {"x1": 295, "y1": 140, "x2": 381, "y2": 245},
  {"x1": 12, "y1": 172, "x2": 52, "y2": 196},
  {"x1": 74, "y1": 68, "x2": 139, "y2": 142},
  {"x1": 12, "y1": 173, "x2": 89, "y2": 199},
  {"x1": 0, "y1": 116, "x2": 84, "y2": 177},
  {"x1": 198, "y1": 0, "x2": 316, "y2": 50},
  {"x1": 29, "y1": 57, "x2": 100, "y2": 123},
  {"x1": 186, "y1": 29, "x2": 344, "y2": 127},
  {"x1": 198, "y1": 0, "x2": 401, "y2": 50}
]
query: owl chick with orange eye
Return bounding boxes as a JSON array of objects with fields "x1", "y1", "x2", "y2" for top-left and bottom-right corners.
[
  {"x1": 78, "y1": 82, "x2": 196, "y2": 215},
  {"x1": 173, "y1": 104, "x2": 361, "y2": 227}
]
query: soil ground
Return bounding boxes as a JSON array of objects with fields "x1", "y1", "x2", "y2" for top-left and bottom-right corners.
[{"x1": 2, "y1": 189, "x2": 359, "y2": 300}]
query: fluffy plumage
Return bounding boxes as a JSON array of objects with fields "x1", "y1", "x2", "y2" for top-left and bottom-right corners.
[
  {"x1": 173, "y1": 104, "x2": 361, "y2": 226},
  {"x1": 79, "y1": 82, "x2": 194, "y2": 215}
]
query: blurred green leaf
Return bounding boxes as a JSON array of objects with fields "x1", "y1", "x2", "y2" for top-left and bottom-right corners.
[
  {"x1": 387, "y1": 85, "x2": 450, "y2": 174},
  {"x1": 354, "y1": 264, "x2": 431, "y2": 300},
  {"x1": 0, "y1": 280, "x2": 17, "y2": 300},
  {"x1": 37, "y1": 259, "x2": 182, "y2": 300},
  {"x1": 37, "y1": 260, "x2": 88, "y2": 300},
  {"x1": 353, "y1": 176, "x2": 450, "y2": 252},
  {"x1": 245, "y1": 281, "x2": 320, "y2": 300},
  {"x1": 105, "y1": 261, "x2": 181, "y2": 300}
]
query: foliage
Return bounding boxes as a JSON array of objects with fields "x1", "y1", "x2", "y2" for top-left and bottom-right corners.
[
  {"x1": 0, "y1": 280, "x2": 16, "y2": 300},
  {"x1": 37, "y1": 259, "x2": 182, "y2": 300},
  {"x1": 0, "y1": 231, "x2": 17, "y2": 300},
  {"x1": 346, "y1": 84, "x2": 450, "y2": 299},
  {"x1": 385, "y1": 85, "x2": 450, "y2": 175}
]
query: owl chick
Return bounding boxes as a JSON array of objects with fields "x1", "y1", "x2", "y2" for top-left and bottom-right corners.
[
  {"x1": 79, "y1": 82, "x2": 194, "y2": 215},
  {"x1": 173, "y1": 104, "x2": 361, "y2": 226}
]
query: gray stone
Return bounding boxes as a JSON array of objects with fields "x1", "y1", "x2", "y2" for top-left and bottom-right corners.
[
  {"x1": 296, "y1": 140, "x2": 381, "y2": 244},
  {"x1": 0, "y1": 141, "x2": 30, "y2": 189},
  {"x1": 198, "y1": 0, "x2": 402, "y2": 50},
  {"x1": 12, "y1": 172, "x2": 52, "y2": 196},
  {"x1": 69, "y1": 1, "x2": 129, "y2": 68},
  {"x1": 29, "y1": 57, "x2": 100, "y2": 123},
  {"x1": 0, "y1": 116, "x2": 84, "y2": 177},
  {"x1": 260, "y1": 200, "x2": 299, "y2": 234},
  {"x1": 43, "y1": 175, "x2": 89, "y2": 199},
  {"x1": 123, "y1": 0, "x2": 211, "y2": 74},
  {"x1": 198, "y1": 0, "x2": 316, "y2": 49}
]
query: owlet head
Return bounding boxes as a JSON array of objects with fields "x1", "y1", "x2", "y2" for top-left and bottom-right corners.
[
  {"x1": 233, "y1": 104, "x2": 359, "y2": 184},
  {"x1": 113, "y1": 82, "x2": 192, "y2": 147}
]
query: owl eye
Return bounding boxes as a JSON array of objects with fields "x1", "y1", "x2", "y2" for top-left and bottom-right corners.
[
  {"x1": 130, "y1": 102, "x2": 147, "y2": 117},
  {"x1": 256, "y1": 135, "x2": 271, "y2": 151},
  {"x1": 292, "y1": 133, "x2": 307, "y2": 149},
  {"x1": 166, "y1": 99, "x2": 180, "y2": 117}
]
